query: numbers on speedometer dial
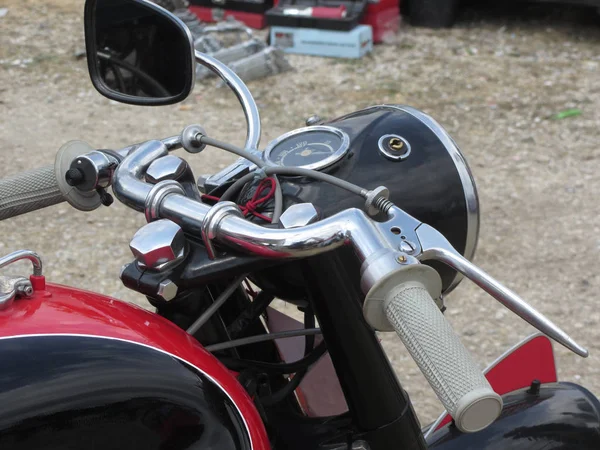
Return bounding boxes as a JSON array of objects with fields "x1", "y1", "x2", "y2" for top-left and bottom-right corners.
[
  {"x1": 264, "y1": 126, "x2": 350, "y2": 171},
  {"x1": 273, "y1": 140, "x2": 336, "y2": 167}
]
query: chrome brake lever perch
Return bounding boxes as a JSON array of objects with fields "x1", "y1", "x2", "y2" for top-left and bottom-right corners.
[{"x1": 413, "y1": 222, "x2": 588, "y2": 358}]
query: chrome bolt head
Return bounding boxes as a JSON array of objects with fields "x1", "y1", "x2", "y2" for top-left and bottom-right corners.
[
  {"x1": 279, "y1": 203, "x2": 319, "y2": 229},
  {"x1": 129, "y1": 219, "x2": 187, "y2": 271},
  {"x1": 157, "y1": 279, "x2": 178, "y2": 301},
  {"x1": 146, "y1": 155, "x2": 188, "y2": 184}
]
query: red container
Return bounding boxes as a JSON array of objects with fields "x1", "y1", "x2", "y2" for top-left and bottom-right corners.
[
  {"x1": 360, "y1": 5, "x2": 400, "y2": 43},
  {"x1": 189, "y1": 5, "x2": 268, "y2": 29},
  {"x1": 365, "y1": 0, "x2": 398, "y2": 13}
]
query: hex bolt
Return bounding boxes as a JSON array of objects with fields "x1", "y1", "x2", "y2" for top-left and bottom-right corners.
[
  {"x1": 129, "y1": 219, "x2": 187, "y2": 271},
  {"x1": 157, "y1": 279, "x2": 178, "y2": 302},
  {"x1": 146, "y1": 155, "x2": 188, "y2": 184},
  {"x1": 279, "y1": 203, "x2": 319, "y2": 229}
]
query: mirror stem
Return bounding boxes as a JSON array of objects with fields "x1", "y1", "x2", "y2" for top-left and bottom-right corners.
[{"x1": 194, "y1": 51, "x2": 261, "y2": 152}]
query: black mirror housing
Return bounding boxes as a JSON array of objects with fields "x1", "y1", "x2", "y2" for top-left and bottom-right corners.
[{"x1": 84, "y1": 0, "x2": 196, "y2": 106}]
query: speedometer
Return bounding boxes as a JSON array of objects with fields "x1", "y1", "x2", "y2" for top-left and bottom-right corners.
[{"x1": 263, "y1": 126, "x2": 350, "y2": 170}]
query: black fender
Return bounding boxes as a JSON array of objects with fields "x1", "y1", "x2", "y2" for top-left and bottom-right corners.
[
  {"x1": 0, "y1": 335, "x2": 251, "y2": 450},
  {"x1": 427, "y1": 382, "x2": 600, "y2": 449}
]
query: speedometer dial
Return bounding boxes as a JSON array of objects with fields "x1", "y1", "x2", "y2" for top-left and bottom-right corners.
[{"x1": 264, "y1": 126, "x2": 350, "y2": 170}]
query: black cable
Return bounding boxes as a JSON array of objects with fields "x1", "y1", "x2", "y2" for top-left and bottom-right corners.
[
  {"x1": 220, "y1": 340, "x2": 327, "y2": 374},
  {"x1": 258, "y1": 307, "x2": 317, "y2": 406},
  {"x1": 219, "y1": 165, "x2": 367, "y2": 218},
  {"x1": 198, "y1": 136, "x2": 283, "y2": 223},
  {"x1": 260, "y1": 368, "x2": 307, "y2": 407},
  {"x1": 303, "y1": 307, "x2": 316, "y2": 356},
  {"x1": 220, "y1": 172, "x2": 257, "y2": 202},
  {"x1": 205, "y1": 328, "x2": 321, "y2": 352},
  {"x1": 227, "y1": 290, "x2": 276, "y2": 338}
]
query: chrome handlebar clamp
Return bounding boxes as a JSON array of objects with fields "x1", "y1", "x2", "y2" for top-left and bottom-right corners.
[
  {"x1": 201, "y1": 202, "x2": 245, "y2": 259},
  {"x1": 144, "y1": 180, "x2": 186, "y2": 223}
]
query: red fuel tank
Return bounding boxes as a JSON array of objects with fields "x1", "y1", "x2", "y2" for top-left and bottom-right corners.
[{"x1": 0, "y1": 278, "x2": 270, "y2": 450}]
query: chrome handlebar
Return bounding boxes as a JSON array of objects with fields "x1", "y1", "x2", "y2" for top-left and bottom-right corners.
[{"x1": 110, "y1": 139, "x2": 588, "y2": 358}]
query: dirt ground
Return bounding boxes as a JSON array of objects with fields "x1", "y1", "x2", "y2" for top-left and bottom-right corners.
[{"x1": 1, "y1": 0, "x2": 599, "y2": 426}]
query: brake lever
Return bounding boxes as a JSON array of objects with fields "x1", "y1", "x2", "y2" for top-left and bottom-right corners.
[
  {"x1": 412, "y1": 222, "x2": 588, "y2": 358},
  {"x1": 378, "y1": 205, "x2": 588, "y2": 358}
]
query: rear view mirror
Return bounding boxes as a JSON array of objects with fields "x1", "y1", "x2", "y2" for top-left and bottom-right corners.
[{"x1": 84, "y1": 0, "x2": 195, "y2": 106}]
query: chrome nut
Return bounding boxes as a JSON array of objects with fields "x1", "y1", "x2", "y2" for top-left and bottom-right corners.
[
  {"x1": 279, "y1": 203, "x2": 319, "y2": 229},
  {"x1": 129, "y1": 219, "x2": 187, "y2": 271},
  {"x1": 157, "y1": 279, "x2": 178, "y2": 301},
  {"x1": 181, "y1": 124, "x2": 207, "y2": 154},
  {"x1": 146, "y1": 155, "x2": 189, "y2": 184}
]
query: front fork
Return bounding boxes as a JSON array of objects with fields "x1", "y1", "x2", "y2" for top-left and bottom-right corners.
[{"x1": 301, "y1": 247, "x2": 427, "y2": 450}]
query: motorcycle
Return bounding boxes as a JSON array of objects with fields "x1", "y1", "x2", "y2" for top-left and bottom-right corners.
[{"x1": 0, "y1": 0, "x2": 598, "y2": 448}]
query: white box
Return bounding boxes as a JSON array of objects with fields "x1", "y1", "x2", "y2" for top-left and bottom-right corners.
[{"x1": 270, "y1": 25, "x2": 373, "y2": 59}]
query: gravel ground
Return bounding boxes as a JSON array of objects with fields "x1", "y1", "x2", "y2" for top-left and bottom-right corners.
[{"x1": 1, "y1": 0, "x2": 599, "y2": 426}]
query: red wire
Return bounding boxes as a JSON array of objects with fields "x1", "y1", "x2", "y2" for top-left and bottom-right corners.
[
  {"x1": 201, "y1": 177, "x2": 277, "y2": 223},
  {"x1": 240, "y1": 178, "x2": 276, "y2": 222},
  {"x1": 201, "y1": 194, "x2": 221, "y2": 202}
]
